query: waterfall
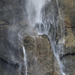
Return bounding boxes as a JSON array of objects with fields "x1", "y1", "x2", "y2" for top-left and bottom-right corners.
[
  {"x1": 26, "y1": 0, "x2": 51, "y2": 34},
  {"x1": 18, "y1": 34, "x2": 28, "y2": 75},
  {"x1": 20, "y1": 0, "x2": 66, "y2": 75},
  {"x1": 23, "y1": 46, "x2": 28, "y2": 75},
  {"x1": 48, "y1": 35, "x2": 66, "y2": 75},
  {"x1": 26, "y1": 0, "x2": 46, "y2": 25}
]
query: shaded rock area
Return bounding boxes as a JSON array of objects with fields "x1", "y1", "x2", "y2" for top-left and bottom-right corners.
[
  {"x1": 0, "y1": 0, "x2": 28, "y2": 75},
  {"x1": 0, "y1": 26, "x2": 24, "y2": 75}
]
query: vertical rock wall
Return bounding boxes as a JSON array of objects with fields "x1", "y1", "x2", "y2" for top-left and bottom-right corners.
[{"x1": 58, "y1": 0, "x2": 75, "y2": 75}]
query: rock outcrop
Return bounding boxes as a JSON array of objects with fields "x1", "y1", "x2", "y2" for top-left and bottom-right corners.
[
  {"x1": 57, "y1": 0, "x2": 75, "y2": 75},
  {"x1": 24, "y1": 35, "x2": 54, "y2": 75}
]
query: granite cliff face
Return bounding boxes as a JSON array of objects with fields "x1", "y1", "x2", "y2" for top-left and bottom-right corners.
[
  {"x1": 0, "y1": 0, "x2": 75, "y2": 75},
  {"x1": 59, "y1": 0, "x2": 75, "y2": 75}
]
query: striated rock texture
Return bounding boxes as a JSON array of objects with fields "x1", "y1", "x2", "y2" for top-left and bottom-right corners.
[
  {"x1": 49, "y1": 0, "x2": 75, "y2": 75},
  {"x1": 0, "y1": 0, "x2": 75, "y2": 75},
  {"x1": 58, "y1": 0, "x2": 75, "y2": 75}
]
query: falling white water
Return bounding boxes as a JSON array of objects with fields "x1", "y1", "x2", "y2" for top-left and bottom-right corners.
[
  {"x1": 33, "y1": 0, "x2": 45, "y2": 23},
  {"x1": 18, "y1": 34, "x2": 28, "y2": 75},
  {"x1": 23, "y1": 0, "x2": 66, "y2": 75},
  {"x1": 56, "y1": 0, "x2": 63, "y2": 20},
  {"x1": 55, "y1": 0, "x2": 66, "y2": 75},
  {"x1": 26, "y1": 0, "x2": 50, "y2": 26},
  {"x1": 23, "y1": 46, "x2": 28, "y2": 75},
  {"x1": 48, "y1": 35, "x2": 66, "y2": 75}
]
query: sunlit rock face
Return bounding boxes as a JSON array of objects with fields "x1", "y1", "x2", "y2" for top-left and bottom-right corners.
[
  {"x1": 0, "y1": 0, "x2": 75, "y2": 75},
  {"x1": 58, "y1": 0, "x2": 75, "y2": 75}
]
